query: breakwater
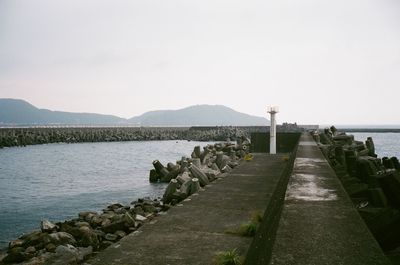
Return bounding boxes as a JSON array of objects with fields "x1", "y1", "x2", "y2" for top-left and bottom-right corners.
[
  {"x1": 316, "y1": 126, "x2": 400, "y2": 256},
  {"x1": 0, "y1": 139, "x2": 250, "y2": 264},
  {"x1": 0, "y1": 127, "x2": 259, "y2": 148}
]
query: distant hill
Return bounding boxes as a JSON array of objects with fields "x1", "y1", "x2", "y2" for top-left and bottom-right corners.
[
  {"x1": 0, "y1": 99, "x2": 269, "y2": 126},
  {"x1": 0, "y1": 98, "x2": 125, "y2": 125},
  {"x1": 128, "y1": 105, "x2": 269, "y2": 126}
]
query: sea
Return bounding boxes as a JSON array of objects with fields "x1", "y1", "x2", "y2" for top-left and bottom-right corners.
[
  {"x1": 0, "y1": 133, "x2": 399, "y2": 247},
  {"x1": 0, "y1": 140, "x2": 216, "y2": 247}
]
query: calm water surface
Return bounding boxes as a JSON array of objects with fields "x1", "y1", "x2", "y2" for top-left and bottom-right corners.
[
  {"x1": 0, "y1": 140, "x2": 215, "y2": 247},
  {"x1": 351, "y1": 132, "x2": 400, "y2": 158}
]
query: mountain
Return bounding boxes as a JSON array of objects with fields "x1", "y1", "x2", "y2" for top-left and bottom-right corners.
[
  {"x1": 0, "y1": 99, "x2": 269, "y2": 126},
  {"x1": 0, "y1": 98, "x2": 125, "y2": 125},
  {"x1": 128, "y1": 105, "x2": 269, "y2": 126}
]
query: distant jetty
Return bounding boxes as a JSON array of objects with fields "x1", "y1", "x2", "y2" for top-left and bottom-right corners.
[{"x1": 0, "y1": 124, "x2": 309, "y2": 148}]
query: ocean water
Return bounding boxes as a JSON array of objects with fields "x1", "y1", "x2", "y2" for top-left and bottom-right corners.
[
  {"x1": 351, "y1": 132, "x2": 400, "y2": 158},
  {"x1": 0, "y1": 140, "x2": 215, "y2": 247}
]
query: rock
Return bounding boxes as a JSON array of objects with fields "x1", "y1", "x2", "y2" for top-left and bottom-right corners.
[
  {"x1": 143, "y1": 204, "x2": 157, "y2": 213},
  {"x1": 20, "y1": 231, "x2": 45, "y2": 248},
  {"x1": 41, "y1": 220, "x2": 58, "y2": 233},
  {"x1": 102, "y1": 219, "x2": 126, "y2": 234},
  {"x1": 9, "y1": 239, "x2": 24, "y2": 249},
  {"x1": 78, "y1": 211, "x2": 97, "y2": 222},
  {"x1": 123, "y1": 212, "x2": 135, "y2": 227},
  {"x1": 45, "y1": 243, "x2": 57, "y2": 253},
  {"x1": 100, "y1": 218, "x2": 112, "y2": 228},
  {"x1": 75, "y1": 221, "x2": 90, "y2": 228},
  {"x1": 133, "y1": 205, "x2": 145, "y2": 215},
  {"x1": 135, "y1": 214, "x2": 147, "y2": 222},
  {"x1": 115, "y1": 230, "x2": 126, "y2": 239},
  {"x1": 104, "y1": 233, "x2": 118, "y2": 242},
  {"x1": 78, "y1": 226, "x2": 99, "y2": 249},
  {"x1": 25, "y1": 246, "x2": 36, "y2": 255},
  {"x1": 45, "y1": 232, "x2": 76, "y2": 246},
  {"x1": 100, "y1": 241, "x2": 113, "y2": 249},
  {"x1": 90, "y1": 216, "x2": 103, "y2": 227},
  {"x1": 42, "y1": 244, "x2": 92, "y2": 265},
  {"x1": 3, "y1": 247, "x2": 26, "y2": 263},
  {"x1": 107, "y1": 203, "x2": 124, "y2": 211}
]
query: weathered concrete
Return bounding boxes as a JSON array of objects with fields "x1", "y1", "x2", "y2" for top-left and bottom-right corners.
[
  {"x1": 87, "y1": 154, "x2": 288, "y2": 265},
  {"x1": 269, "y1": 133, "x2": 390, "y2": 265}
]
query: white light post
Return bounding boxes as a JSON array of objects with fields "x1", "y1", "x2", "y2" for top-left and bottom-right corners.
[{"x1": 267, "y1": 106, "x2": 279, "y2": 154}]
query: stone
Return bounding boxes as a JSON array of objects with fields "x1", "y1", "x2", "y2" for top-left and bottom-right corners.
[
  {"x1": 75, "y1": 221, "x2": 91, "y2": 228},
  {"x1": 104, "y1": 233, "x2": 118, "y2": 242},
  {"x1": 123, "y1": 212, "x2": 135, "y2": 227},
  {"x1": 20, "y1": 231, "x2": 45, "y2": 247},
  {"x1": 135, "y1": 214, "x2": 147, "y2": 222},
  {"x1": 43, "y1": 245, "x2": 78, "y2": 265},
  {"x1": 45, "y1": 232, "x2": 76, "y2": 246},
  {"x1": 115, "y1": 230, "x2": 126, "y2": 239},
  {"x1": 79, "y1": 226, "x2": 99, "y2": 249},
  {"x1": 41, "y1": 220, "x2": 58, "y2": 233},
  {"x1": 102, "y1": 219, "x2": 126, "y2": 234},
  {"x1": 25, "y1": 246, "x2": 36, "y2": 254},
  {"x1": 45, "y1": 243, "x2": 57, "y2": 253},
  {"x1": 78, "y1": 211, "x2": 97, "y2": 222},
  {"x1": 143, "y1": 204, "x2": 157, "y2": 213},
  {"x1": 100, "y1": 241, "x2": 113, "y2": 249},
  {"x1": 9, "y1": 239, "x2": 24, "y2": 249},
  {"x1": 3, "y1": 247, "x2": 26, "y2": 263}
]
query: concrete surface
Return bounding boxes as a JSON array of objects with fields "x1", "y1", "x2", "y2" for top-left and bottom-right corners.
[
  {"x1": 87, "y1": 154, "x2": 288, "y2": 265},
  {"x1": 269, "y1": 134, "x2": 390, "y2": 265}
]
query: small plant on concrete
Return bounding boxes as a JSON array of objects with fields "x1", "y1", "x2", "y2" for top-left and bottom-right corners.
[
  {"x1": 214, "y1": 249, "x2": 243, "y2": 265},
  {"x1": 251, "y1": 210, "x2": 263, "y2": 223},
  {"x1": 238, "y1": 221, "x2": 258, "y2": 237},
  {"x1": 225, "y1": 211, "x2": 263, "y2": 237}
]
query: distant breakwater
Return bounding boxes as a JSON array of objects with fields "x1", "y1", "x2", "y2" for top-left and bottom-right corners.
[
  {"x1": 0, "y1": 138, "x2": 250, "y2": 264},
  {"x1": 316, "y1": 126, "x2": 400, "y2": 254},
  {"x1": 0, "y1": 126, "x2": 267, "y2": 148}
]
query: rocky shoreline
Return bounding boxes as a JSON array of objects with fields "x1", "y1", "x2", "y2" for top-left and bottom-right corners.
[
  {"x1": 315, "y1": 127, "x2": 400, "y2": 259},
  {"x1": 0, "y1": 138, "x2": 250, "y2": 265}
]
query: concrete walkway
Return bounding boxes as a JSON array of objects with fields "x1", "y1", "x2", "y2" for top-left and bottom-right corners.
[
  {"x1": 269, "y1": 133, "x2": 390, "y2": 265},
  {"x1": 87, "y1": 154, "x2": 288, "y2": 265}
]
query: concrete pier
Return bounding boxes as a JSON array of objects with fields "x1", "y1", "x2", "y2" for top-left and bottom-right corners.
[
  {"x1": 84, "y1": 133, "x2": 390, "y2": 264},
  {"x1": 268, "y1": 133, "x2": 390, "y2": 265},
  {"x1": 87, "y1": 154, "x2": 289, "y2": 265}
]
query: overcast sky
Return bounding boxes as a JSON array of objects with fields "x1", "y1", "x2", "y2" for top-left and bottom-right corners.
[{"x1": 0, "y1": 0, "x2": 399, "y2": 124}]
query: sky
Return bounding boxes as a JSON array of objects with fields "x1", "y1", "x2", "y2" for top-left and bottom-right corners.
[{"x1": 0, "y1": 0, "x2": 400, "y2": 125}]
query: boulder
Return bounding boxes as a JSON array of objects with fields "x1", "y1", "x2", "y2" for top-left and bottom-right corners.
[
  {"x1": 115, "y1": 230, "x2": 126, "y2": 239},
  {"x1": 43, "y1": 245, "x2": 92, "y2": 265},
  {"x1": 102, "y1": 219, "x2": 126, "y2": 234},
  {"x1": 9, "y1": 239, "x2": 24, "y2": 249},
  {"x1": 45, "y1": 232, "x2": 76, "y2": 246},
  {"x1": 3, "y1": 247, "x2": 26, "y2": 263},
  {"x1": 78, "y1": 226, "x2": 99, "y2": 249},
  {"x1": 104, "y1": 233, "x2": 118, "y2": 242},
  {"x1": 41, "y1": 220, "x2": 58, "y2": 233}
]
